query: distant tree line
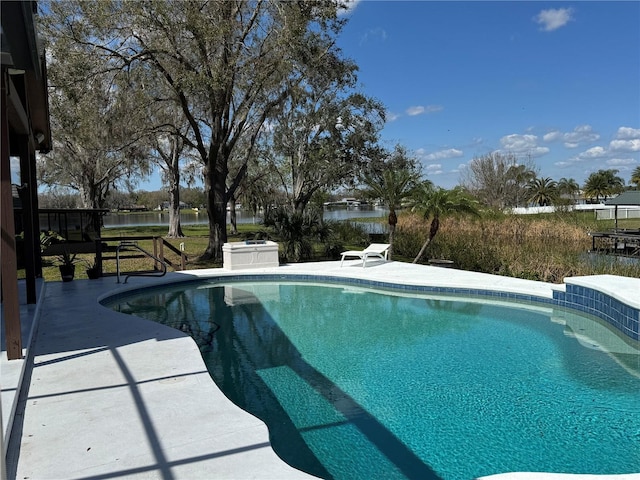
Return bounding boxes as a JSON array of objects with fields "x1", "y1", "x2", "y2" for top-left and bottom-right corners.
[
  {"x1": 38, "y1": 187, "x2": 207, "y2": 212},
  {"x1": 461, "y1": 153, "x2": 638, "y2": 209}
]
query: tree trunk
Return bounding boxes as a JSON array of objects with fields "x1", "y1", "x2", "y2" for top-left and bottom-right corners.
[
  {"x1": 80, "y1": 187, "x2": 92, "y2": 209},
  {"x1": 413, "y1": 217, "x2": 439, "y2": 264},
  {"x1": 228, "y1": 196, "x2": 238, "y2": 235},
  {"x1": 167, "y1": 172, "x2": 184, "y2": 238},
  {"x1": 201, "y1": 161, "x2": 228, "y2": 262},
  {"x1": 387, "y1": 208, "x2": 397, "y2": 258},
  {"x1": 413, "y1": 238, "x2": 431, "y2": 264},
  {"x1": 166, "y1": 140, "x2": 184, "y2": 238},
  {"x1": 80, "y1": 181, "x2": 96, "y2": 209}
]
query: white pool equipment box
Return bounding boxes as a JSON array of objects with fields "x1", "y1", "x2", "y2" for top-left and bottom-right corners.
[{"x1": 222, "y1": 240, "x2": 279, "y2": 270}]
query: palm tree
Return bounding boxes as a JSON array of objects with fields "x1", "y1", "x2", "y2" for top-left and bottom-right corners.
[
  {"x1": 630, "y1": 166, "x2": 640, "y2": 189},
  {"x1": 362, "y1": 168, "x2": 421, "y2": 258},
  {"x1": 527, "y1": 177, "x2": 558, "y2": 207},
  {"x1": 411, "y1": 185, "x2": 481, "y2": 264},
  {"x1": 557, "y1": 177, "x2": 580, "y2": 201},
  {"x1": 583, "y1": 169, "x2": 625, "y2": 202},
  {"x1": 506, "y1": 164, "x2": 536, "y2": 207},
  {"x1": 263, "y1": 206, "x2": 330, "y2": 262}
]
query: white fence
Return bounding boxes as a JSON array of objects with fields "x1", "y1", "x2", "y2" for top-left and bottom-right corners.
[
  {"x1": 595, "y1": 207, "x2": 640, "y2": 220},
  {"x1": 510, "y1": 204, "x2": 640, "y2": 220}
]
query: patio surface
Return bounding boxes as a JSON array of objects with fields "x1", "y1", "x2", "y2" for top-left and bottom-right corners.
[{"x1": 2, "y1": 259, "x2": 638, "y2": 479}]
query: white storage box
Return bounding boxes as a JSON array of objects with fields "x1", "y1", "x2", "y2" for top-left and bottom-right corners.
[{"x1": 222, "y1": 240, "x2": 279, "y2": 270}]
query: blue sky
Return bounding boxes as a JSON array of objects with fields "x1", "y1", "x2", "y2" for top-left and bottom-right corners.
[
  {"x1": 338, "y1": 0, "x2": 640, "y2": 189},
  {"x1": 126, "y1": 1, "x2": 639, "y2": 193}
]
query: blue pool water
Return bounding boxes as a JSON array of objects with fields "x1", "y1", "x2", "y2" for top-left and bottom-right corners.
[{"x1": 104, "y1": 279, "x2": 640, "y2": 479}]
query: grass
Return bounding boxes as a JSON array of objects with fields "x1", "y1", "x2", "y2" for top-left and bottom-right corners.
[
  {"x1": 27, "y1": 211, "x2": 640, "y2": 283},
  {"x1": 394, "y1": 210, "x2": 640, "y2": 282},
  {"x1": 36, "y1": 224, "x2": 265, "y2": 282}
]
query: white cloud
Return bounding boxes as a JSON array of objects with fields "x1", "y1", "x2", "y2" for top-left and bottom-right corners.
[
  {"x1": 338, "y1": 0, "x2": 361, "y2": 16},
  {"x1": 534, "y1": 8, "x2": 574, "y2": 32},
  {"x1": 607, "y1": 158, "x2": 637, "y2": 166},
  {"x1": 405, "y1": 105, "x2": 442, "y2": 116},
  {"x1": 556, "y1": 126, "x2": 640, "y2": 168},
  {"x1": 424, "y1": 105, "x2": 444, "y2": 114},
  {"x1": 616, "y1": 126, "x2": 640, "y2": 139},
  {"x1": 553, "y1": 160, "x2": 571, "y2": 167},
  {"x1": 359, "y1": 27, "x2": 387, "y2": 45},
  {"x1": 386, "y1": 112, "x2": 400, "y2": 122},
  {"x1": 543, "y1": 131, "x2": 562, "y2": 142},
  {"x1": 560, "y1": 138, "x2": 638, "y2": 169},
  {"x1": 609, "y1": 125, "x2": 640, "y2": 152},
  {"x1": 542, "y1": 125, "x2": 599, "y2": 148},
  {"x1": 499, "y1": 134, "x2": 549, "y2": 157},
  {"x1": 425, "y1": 164, "x2": 443, "y2": 175},
  {"x1": 610, "y1": 139, "x2": 640, "y2": 152},
  {"x1": 579, "y1": 146, "x2": 607, "y2": 159},
  {"x1": 406, "y1": 106, "x2": 425, "y2": 116},
  {"x1": 422, "y1": 148, "x2": 464, "y2": 161},
  {"x1": 564, "y1": 125, "x2": 600, "y2": 146}
]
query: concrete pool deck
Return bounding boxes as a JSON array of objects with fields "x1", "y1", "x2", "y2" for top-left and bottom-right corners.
[{"x1": 2, "y1": 260, "x2": 639, "y2": 479}]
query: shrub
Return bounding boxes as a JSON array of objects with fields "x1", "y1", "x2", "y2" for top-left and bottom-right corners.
[
  {"x1": 263, "y1": 206, "x2": 333, "y2": 263},
  {"x1": 330, "y1": 220, "x2": 369, "y2": 246}
]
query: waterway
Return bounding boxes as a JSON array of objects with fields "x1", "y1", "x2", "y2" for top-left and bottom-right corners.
[{"x1": 103, "y1": 206, "x2": 388, "y2": 232}]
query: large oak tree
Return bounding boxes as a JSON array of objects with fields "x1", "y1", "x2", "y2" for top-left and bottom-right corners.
[
  {"x1": 38, "y1": 11, "x2": 152, "y2": 208},
  {"x1": 42, "y1": 0, "x2": 355, "y2": 260},
  {"x1": 268, "y1": 60, "x2": 385, "y2": 212}
]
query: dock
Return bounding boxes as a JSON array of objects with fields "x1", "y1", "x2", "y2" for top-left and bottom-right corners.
[{"x1": 589, "y1": 229, "x2": 640, "y2": 258}]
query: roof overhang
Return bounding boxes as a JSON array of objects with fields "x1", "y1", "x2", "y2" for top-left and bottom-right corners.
[
  {"x1": 1, "y1": 1, "x2": 52, "y2": 153},
  {"x1": 604, "y1": 191, "x2": 640, "y2": 207}
]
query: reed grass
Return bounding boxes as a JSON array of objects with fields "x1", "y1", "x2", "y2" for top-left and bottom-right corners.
[{"x1": 394, "y1": 211, "x2": 640, "y2": 282}]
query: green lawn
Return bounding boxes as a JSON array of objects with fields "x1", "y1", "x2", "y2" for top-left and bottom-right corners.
[{"x1": 37, "y1": 223, "x2": 266, "y2": 282}]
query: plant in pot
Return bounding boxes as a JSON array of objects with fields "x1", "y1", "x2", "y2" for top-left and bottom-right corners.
[
  {"x1": 85, "y1": 257, "x2": 101, "y2": 279},
  {"x1": 57, "y1": 249, "x2": 78, "y2": 282}
]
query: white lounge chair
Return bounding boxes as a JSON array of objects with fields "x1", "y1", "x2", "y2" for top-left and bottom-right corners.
[{"x1": 340, "y1": 243, "x2": 390, "y2": 267}]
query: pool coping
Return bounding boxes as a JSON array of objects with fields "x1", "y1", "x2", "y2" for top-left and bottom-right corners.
[{"x1": 4, "y1": 261, "x2": 639, "y2": 479}]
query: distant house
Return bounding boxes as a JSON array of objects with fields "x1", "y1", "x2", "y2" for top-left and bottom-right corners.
[
  {"x1": 157, "y1": 201, "x2": 191, "y2": 210},
  {"x1": 118, "y1": 205, "x2": 147, "y2": 212},
  {"x1": 601, "y1": 191, "x2": 640, "y2": 225}
]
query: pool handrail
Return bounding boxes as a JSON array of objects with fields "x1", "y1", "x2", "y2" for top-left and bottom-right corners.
[{"x1": 116, "y1": 240, "x2": 167, "y2": 284}]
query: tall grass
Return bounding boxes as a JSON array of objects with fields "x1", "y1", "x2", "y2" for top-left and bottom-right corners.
[{"x1": 394, "y1": 211, "x2": 640, "y2": 282}]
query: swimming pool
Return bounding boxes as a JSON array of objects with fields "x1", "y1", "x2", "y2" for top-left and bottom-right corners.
[{"x1": 103, "y1": 278, "x2": 640, "y2": 480}]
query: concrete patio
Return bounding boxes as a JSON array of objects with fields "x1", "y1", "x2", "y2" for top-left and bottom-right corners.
[{"x1": 2, "y1": 260, "x2": 638, "y2": 479}]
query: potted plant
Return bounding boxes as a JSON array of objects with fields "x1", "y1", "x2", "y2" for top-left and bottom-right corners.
[
  {"x1": 57, "y1": 249, "x2": 78, "y2": 282},
  {"x1": 85, "y1": 257, "x2": 101, "y2": 279},
  {"x1": 40, "y1": 231, "x2": 65, "y2": 253}
]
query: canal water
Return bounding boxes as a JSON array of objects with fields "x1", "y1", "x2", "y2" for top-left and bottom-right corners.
[{"x1": 103, "y1": 206, "x2": 388, "y2": 232}]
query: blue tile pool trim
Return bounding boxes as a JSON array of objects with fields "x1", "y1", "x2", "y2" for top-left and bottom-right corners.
[
  {"x1": 102, "y1": 273, "x2": 639, "y2": 341},
  {"x1": 553, "y1": 285, "x2": 639, "y2": 341}
]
